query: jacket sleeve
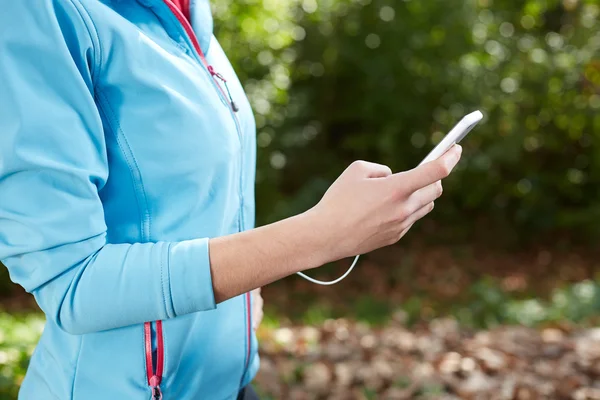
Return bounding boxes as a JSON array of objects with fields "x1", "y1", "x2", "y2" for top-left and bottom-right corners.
[{"x1": 0, "y1": 0, "x2": 216, "y2": 335}]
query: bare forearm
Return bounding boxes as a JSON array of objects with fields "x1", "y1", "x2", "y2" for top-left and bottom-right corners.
[
  {"x1": 209, "y1": 147, "x2": 463, "y2": 304},
  {"x1": 209, "y1": 211, "x2": 329, "y2": 303}
]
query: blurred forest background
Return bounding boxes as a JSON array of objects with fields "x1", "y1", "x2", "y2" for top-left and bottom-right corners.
[{"x1": 2, "y1": 0, "x2": 600, "y2": 398}]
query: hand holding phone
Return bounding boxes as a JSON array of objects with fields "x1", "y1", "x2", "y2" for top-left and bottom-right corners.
[{"x1": 295, "y1": 110, "x2": 482, "y2": 286}]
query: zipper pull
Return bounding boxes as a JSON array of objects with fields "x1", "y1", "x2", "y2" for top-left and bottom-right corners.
[
  {"x1": 152, "y1": 386, "x2": 163, "y2": 400},
  {"x1": 149, "y1": 376, "x2": 162, "y2": 400},
  {"x1": 207, "y1": 65, "x2": 239, "y2": 112}
]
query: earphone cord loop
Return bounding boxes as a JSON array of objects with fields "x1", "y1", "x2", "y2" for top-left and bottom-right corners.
[{"x1": 295, "y1": 255, "x2": 361, "y2": 286}]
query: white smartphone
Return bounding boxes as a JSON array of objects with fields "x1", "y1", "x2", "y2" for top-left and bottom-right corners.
[{"x1": 418, "y1": 110, "x2": 483, "y2": 166}]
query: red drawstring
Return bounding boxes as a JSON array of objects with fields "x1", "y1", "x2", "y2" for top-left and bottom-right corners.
[{"x1": 145, "y1": 321, "x2": 164, "y2": 400}]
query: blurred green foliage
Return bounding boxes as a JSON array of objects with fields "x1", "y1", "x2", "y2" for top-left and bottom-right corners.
[
  {"x1": 262, "y1": 276, "x2": 600, "y2": 328},
  {"x1": 213, "y1": 0, "x2": 600, "y2": 243},
  {"x1": 455, "y1": 277, "x2": 600, "y2": 327},
  {"x1": 0, "y1": 314, "x2": 44, "y2": 400}
]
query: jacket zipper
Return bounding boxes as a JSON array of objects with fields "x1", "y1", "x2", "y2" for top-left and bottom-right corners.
[
  {"x1": 158, "y1": 0, "x2": 253, "y2": 387},
  {"x1": 145, "y1": 320, "x2": 164, "y2": 400},
  {"x1": 162, "y1": 0, "x2": 246, "y2": 230}
]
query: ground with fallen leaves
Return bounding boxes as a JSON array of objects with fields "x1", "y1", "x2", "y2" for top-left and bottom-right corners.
[{"x1": 255, "y1": 317, "x2": 600, "y2": 399}]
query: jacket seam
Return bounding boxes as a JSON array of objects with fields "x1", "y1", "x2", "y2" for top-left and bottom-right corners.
[
  {"x1": 160, "y1": 243, "x2": 167, "y2": 317},
  {"x1": 160, "y1": 242, "x2": 169, "y2": 318},
  {"x1": 161, "y1": 242, "x2": 174, "y2": 318},
  {"x1": 165, "y1": 242, "x2": 175, "y2": 317},
  {"x1": 66, "y1": 0, "x2": 102, "y2": 86},
  {"x1": 69, "y1": 336, "x2": 84, "y2": 400},
  {"x1": 95, "y1": 91, "x2": 152, "y2": 242}
]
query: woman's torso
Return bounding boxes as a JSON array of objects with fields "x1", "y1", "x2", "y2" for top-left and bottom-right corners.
[{"x1": 17, "y1": 0, "x2": 258, "y2": 398}]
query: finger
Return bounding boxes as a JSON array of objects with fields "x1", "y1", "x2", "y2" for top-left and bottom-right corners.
[
  {"x1": 390, "y1": 144, "x2": 462, "y2": 194},
  {"x1": 350, "y1": 160, "x2": 393, "y2": 178},
  {"x1": 399, "y1": 223, "x2": 412, "y2": 239},
  {"x1": 402, "y1": 201, "x2": 435, "y2": 231},
  {"x1": 396, "y1": 181, "x2": 442, "y2": 220},
  {"x1": 408, "y1": 181, "x2": 443, "y2": 211}
]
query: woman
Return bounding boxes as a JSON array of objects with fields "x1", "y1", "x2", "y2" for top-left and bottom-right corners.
[{"x1": 0, "y1": 1, "x2": 462, "y2": 399}]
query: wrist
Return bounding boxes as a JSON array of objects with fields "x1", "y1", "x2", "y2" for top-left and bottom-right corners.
[{"x1": 295, "y1": 208, "x2": 338, "y2": 269}]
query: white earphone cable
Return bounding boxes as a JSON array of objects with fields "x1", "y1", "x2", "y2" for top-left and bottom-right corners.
[{"x1": 295, "y1": 254, "x2": 361, "y2": 285}]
